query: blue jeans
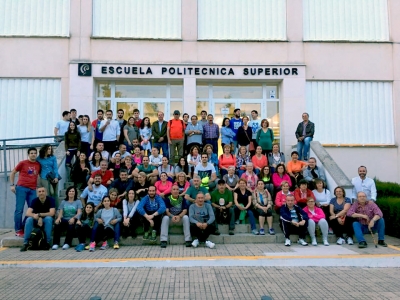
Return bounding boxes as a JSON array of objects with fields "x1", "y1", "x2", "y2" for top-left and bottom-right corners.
[
  {"x1": 123, "y1": 141, "x2": 133, "y2": 154},
  {"x1": 65, "y1": 149, "x2": 78, "y2": 166},
  {"x1": 153, "y1": 142, "x2": 169, "y2": 158},
  {"x1": 24, "y1": 216, "x2": 53, "y2": 244},
  {"x1": 234, "y1": 206, "x2": 256, "y2": 230},
  {"x1": 297, "y1": 137, "x2": 312, "y2": 161},
  {"x1": 15, "y1": 186, "x2": 37, "y2": 231},
  {"x1": 353, "y1": 218, "x2": 385, "y2": 243},
  {"x1": 91, "y1": 221, "x2": 121, "y2": 243}
]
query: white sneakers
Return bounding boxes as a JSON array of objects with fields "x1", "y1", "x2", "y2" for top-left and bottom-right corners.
[
  {"x1": 191, "y1": 239, "x2": 199, "y2": 248},
  {"x1": 285, "y1": 238, "x2": 291, "y2": 246},
  {"x1": 298, "y1": 239, "x2": 308, "y2": 246},
  {"x1": 62, "y1": 244, "x2": 70, "y2": 250},
  {"x1": 311, "y1": 237, "x2": 317, "y2": 246},
  {"x1": 191, "y1": 239, "x2": 215, "y2": 248},
  {"x1": 52, "y1": 244, "x2": 59, "y2": 250},
  {"x1": 323, "y1": 239, "x2": 330, "y2": 246},
  {"x1": 346, "y1": 237, "x2": 354, "y2": 245},
  {"x1": 336, "y1": 237, "x2": 345, "y2": 245},
  {"x1": 205, "y1": 241, "x2": 215, "y2": 249}
]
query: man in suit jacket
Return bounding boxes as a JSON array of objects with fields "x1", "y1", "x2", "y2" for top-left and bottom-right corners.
[{"x1": 151, "y1": 111, "x2": 169, "y2": 158}]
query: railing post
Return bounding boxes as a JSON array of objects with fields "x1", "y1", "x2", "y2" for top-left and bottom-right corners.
[{"x1": 2, "y1": 140, "x2": 7, "y2": 181}]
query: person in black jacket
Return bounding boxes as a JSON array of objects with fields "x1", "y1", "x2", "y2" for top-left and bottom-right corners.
[
  {"x1": 295, "y1": 112, "x2": 315, "y2": 161},
  {"x1": 151, "y1": 111, "x2": 169, "y2": 158},
  {"x1": 237, "y1": 116, "x2": 253, "y2": 153},
  {"x1": 280, "y1": 194, "x2": 309, "y2": 247}
]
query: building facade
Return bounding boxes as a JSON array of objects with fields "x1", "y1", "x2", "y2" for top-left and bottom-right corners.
[{"x1": 0, "y1": 0, "x2": 399, "y2": 182}]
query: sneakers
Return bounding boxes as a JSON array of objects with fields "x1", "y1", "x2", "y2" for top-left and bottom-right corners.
[
  {"x1": 328, "y1": 228, "x2": 334, "y2": 235},
  {"x1": 336, "y1": 237, "x2": 345, "y2": 245},
  {"x1": 85, "y1": 245, "x2": 90, "y2": 250},
  {"x1": 346, "y1": 237, "x2": 354, "y2": 245},
  {"x1": 192, "y1": 239, "x2": 199, "y2": 248},
  {"x1": 15, "y1": 230, "x2": 24, "y2": 238},
  {"x1": 269, "y1": 228, "x2": 275, "y2": 235},
  {"x1": 259, "y1": 228, "x2": 265, "y2": 235},
  {"x1": 185, "y1": 241, "x2": 192, "y2": 247},
  {"x1": 298, "y1": 239, "x2": 308, "y2": 246},
  {"x1": 143, "y1": 231, "x2": 150, "y2": 240},
  {"x1": 311, "y1": 237, "x2": 317, "y2": 246},
  {"x1": 113, "y1": 242, "x2": 119, "y2": 249},
  {"x1": 52, "y1": 244, "x2": 59, "y2": 250},
  {"x1": 205, "y1": 240, "x2": 215, "y2": 249},
  {"x1": 378, "y1": 240, "x2": 388, "y2": 247},
  {"x1": 150, "y1": 230, "x2": 157, "y2": 242},
  {"x1": 252, "y1": 229, "x2": 259, "y2": 235},
  {"x1": 20, "y1": 244, "x2": 28, "y2": 252},
  {"x1": 323, "y1": 239, "x2": 330, "y2": 246},
  {"x1": 89, "y1": 242, "x2": 96, "y2": 252},
  {"x1": 62, "y1": 244, "x2": 70, "y2": 250},
  {"x1": 358, "y1": 241, "x2": 368, "y2": 248},
  {"x1": 229, "y1": 230, "x2": 234, "y2": 235},
  {"x1": 285, "y1": 238, "x2": 291, "y2": 246},
  {"x1": 160, "y1": 241, "x2": 167, "y2": 248},
  {"x1": 213, "y1": 230, "x2": 221, "y2": 236},
  {"x1": 100, "y1": 241, "x2": 108, "y2": 250},
  {"x1": 75, "y1": 244, "x2": 85, "y2": 252}
]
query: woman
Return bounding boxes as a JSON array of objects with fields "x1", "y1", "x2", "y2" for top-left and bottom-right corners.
[
  {"x1": 123, "y1": 155, "x2": 135, "y2": 179},
  {"x1": 272, "y1": 163, "x2": 292, "y2": 191},
  {"x1": 158, "y1": 156, "x2": 175, "y2": 181},
  {"x1": 236, "y1": 146, "x2": 251, "y2": 177},
  {"x1": 89, "y1": 196, "x2": 122, "y2": 251},
  {"x1": 294, "y1": 179, "x2": 316, "y2": 208},
  {"x1": 64, "y1": 121, "x2": 81, "y2": 168},
  {"x1": 108, "y1": 153, "x2": 124, "y2": 179},
  {"x1": 123, "y1": 116, "x2": 140, "y2": 153},
  {"x1": 240, "y1": 162, "x2": 259, "y2": 192},
  {"x1": 234, "y1": 179, "x2": 258, "y2": 235},
  {"x1": 37, "y1": 144, "x2": 59, "y2": 205},
  {"x1": 175, "y1": 156, "x2": 190, "y2": 179},
  {"x1": 77, "y1": 115, "x2": 93, "y2": 157},
  {"x1": 187, "y1": 145, "x2": 201, "y2": 175},
  {"x1": 237, "y1": 116, "x2": 253, "y2": 152},
  {"x1": 71, "y1": 152, "x2": 90, "y2": 190},
  {"x1": 89, "y1": 151, "x2": 102, "y2": 172},
  {"x1": 274, "y1": 181, "x2": 294, "y2": 212},
  {"x1": 312, "y1": 179, "x2": 331, "y2": 219},
  {"x1": 52, "y1": 186, "x2": 82, "y2": 250},
  {"x1": 223, "y1": 166, "x2": 240, "y2": 192},
  {"x1": 75, "y1": 202, "x2": 95, "y2": 252},
  {"x1": 268, "y1": 143, "x2": 285, "y2": 173},
  {"x1": 219, "y1": 144, "x2": 236, "y2": 177},
  {"x1": 155, "y1": 172, "x2": 173, "y2": 198},
  {"x1": 251, "y1": 146, "x2": 267, "y2": 175},
  {"x1": 134, "y1": 172, "x2": 150, "y2": 200},
  {"x1": 259, "y1": 165, "x2": 274, "y2": 196},
  {"x1": 329, "y1": 187, "x2": 354, "y2": 245},
  {"x1": 221, "y1": 117, "x2": 235, "y2": 152},
  {"x1": 253, "y1": 180, "x2": 275, "y2": 235},
  {"x1": 132, "y1": 146, "x2": 143, "y2": 165},
  {"x1": 108, "y1": 188, "x2": 123, "y2": 212},
  {"x1": 287, "y1": 151, "x2": 308, "y2": 188},
  {"x1": 122, "y1": 190, "x2": 140, "y2": 238},
  {"x1": 303, "y1": 197, "x2": 329, "y2": 246},
  {"x1": 174, "y1": 172, "x2": 190, "y2": 196},
  {"x1": 256, "y1": 119, "x2": 274, "y2": 156},
  {"x1": 140, "y1": 117, "x2": 152, "y2": 155}
]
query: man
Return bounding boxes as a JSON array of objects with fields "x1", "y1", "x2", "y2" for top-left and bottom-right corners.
[
  {"x1": 185, "y1": 115, "x2": 203, "y2": 153},
  {"x1": 229, "y1": 108, "x2": 243, "y2": 154},
  {"x1": 88, "y1": 160, "x2": 114, "y2": 188},
  {"x1": 133, "y1": 108, "x2": 142, "y2": 128},
  {"x1": 248, "y1": 110, "x2": 261, "y2": 155},
  {"x1": 111, "y1": 144, "x2": 130, "y2": 161},
  {"x1": 185, "y1": 176, "x2": 211, "y2": 205},
  {"x1": 198, "y1": 110, "x2": 208, "y2": 127},
  {"x1": 137, "y1": 186, "x2": 166, "y2": 241},
  {"x1": 132, "y1": 156, "x2": 159, "y2": 184},
  {"x1": 70, "y1": 108, "x2": 80, "y2": 126},
  {"x1": 347, "y1": 191, "x2": 387, "y2": 248},
  {"x1": 295, "y1": 112, "x2": 315, "y2": 161},
  {"x1": 189, "y1": 192, "x2": 216, "y2": 249},
  {"x1": 160, "y1": 185, "x2": 192, "y2": 248},
  {"x1": 20, "y1": 187, "x2": 55, "y2": 252},
  {"x1": 10, "y1": 147, "x2": 41, "y2": 237},
  {"x1": 100, "y1": 109, "x2": 120, "y2": 155},
  {"x1": 54, "y1": 111, "x2": 71, "y2": 141},
  {"x1": 182, "y1": 113, "x2": 189, "y2": 125},
  {"x1": 88, "y1": 141, "x2": 110, "y2": 161},
  {"x1": 167, "y1": 110, "x2": 185, "y2": 162},
  {"x1": 303, "y1": 157, "x2": 326, "y2": 190},
  {"x1": 91, "y1": 109, "x2": 104, "y2": 148},
  {"x1": 116, "y1": 109, "x2": 127, "y2": 145},
  {"x1": 194, "y1": 153, "x2": 217, "y2": 191},
  {"x1": 151, "y1": 111, "x2": 169, "y2": 158},
  {"x1": 202, "y1": 114, "x2": 219, "y2": 154},
  {"x1": 280, "y1": 194, "x2": 309, "y2": 246},
  {"x1": 351, "y1": 166, "x2": 377, "y2": 202},
  {"x1": 132, "y1": 139, "x2": 145, "y2": 156},
  {"x1": 109, "y1": 169, "x2": 134, "y2": 199},
  {"x1": 182, "y1": 113, "x2": 190, "y2": 155},
  {"x1": 210, "y1": 179, "x2": 235, "y2": 235},
  {"x1": 80, "y1": 174, "x2": 108, "y2": 211}
]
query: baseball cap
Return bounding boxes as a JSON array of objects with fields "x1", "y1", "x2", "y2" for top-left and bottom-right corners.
[{"x1": 173, "y1": 110, "x2": 181, "y2": 115}]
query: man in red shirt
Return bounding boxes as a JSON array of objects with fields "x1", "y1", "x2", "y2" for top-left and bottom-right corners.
[
  {"x1": 133, "y1": 108, "x2": 142, "y2": 128},
  {"x1": 9, "y1": 147, "x2": 41, "y2": 237},
  {"x1": 167, "y1": 110, "x2": 185, "y2": 162},
  {"x1": 88, "y1": 160, "x2": 114, "y2": 188}
]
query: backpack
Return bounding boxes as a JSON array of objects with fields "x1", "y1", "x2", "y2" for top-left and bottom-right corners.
[{"x1": 27, "y1": 228, "x2": 48, "y2": 250}]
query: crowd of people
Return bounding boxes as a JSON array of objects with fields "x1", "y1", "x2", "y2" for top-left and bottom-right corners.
[{"x1": 10, "y1": 107, "x2": 387, "y2": 252}]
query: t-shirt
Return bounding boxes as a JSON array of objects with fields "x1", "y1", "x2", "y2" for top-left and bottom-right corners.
[
  {"x1": 90, "y1": 170, "x2": 114, "y2": 186},
  {"x1": 81, "y1": 184, "x2": 108, "y2": 206},
  {"x1": 229, "y1": 118, "x2": 243, "y2": 141},
  {"x1": 59, "y1": 200, "x2": 83, "y2": 219},
  {"x1": 234, "y1": 188, "x2": 252, "y2": 206},
  {"x1": 137, "y1": 164, "x2": 156, "y2": 175},
  {"x1": 248, "y1": 119, "x2": 261, "y2": 139},
  {"x1": 112, "y1": 151, "x2": 131, "y2": 159},
  {"x1": 123, "y1": 125, "x2": 139, "y2": 143},
  {"x1": 134, "y1": 181, "x2": 150, "y2": 199},
  {"x1": 329, "y1": 197, "x2": 351, "y2": 214},
  {"x1": 100, "y1": 119, "x2": 119, "y2": 141},
  {"x1": 30, "y1": 196, "x2": 55, "y2": 214},
  {"x1": 194, "y1": 163, "x2": 216, "y2": 179},
  {"x1": 15, "y1": 160, "x2": 41, "y2": 190},
  {"x1": 91, "y1": 119, "x2": 103, "y2": 141},
  {"x1": 290, "y1": 208, "x2": 299, "y2": 223},
  {"x1": 55, "y1": 120, "x2": 70, "y2": 136},
  {"x1": 168, "y1": 119, "x2": 185, "y2": 139},
  {"x1": 186, "y1": 186, "x2": 209, "y2": 200},
  {"x1": 165, "y1": 195, "x2": 188, "y2": 216},
  {"x1": 211, "y1": 189, "x2": 233, "y2": 206}
]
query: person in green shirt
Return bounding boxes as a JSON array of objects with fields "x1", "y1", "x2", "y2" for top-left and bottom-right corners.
[
  {"x1": 132, "y1": 156, "x2": 159, "y2": 184},
  {"x1": 210, "y1": 179, "x2": 235, "y2": 235},
  {"x1": 185, "y1": 176, "x2": 210, "y2": 206}
]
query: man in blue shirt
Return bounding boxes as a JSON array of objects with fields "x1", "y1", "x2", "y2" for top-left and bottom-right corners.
[{"x1": 229, "y1": 108, "x2": 243, "y2": 154}]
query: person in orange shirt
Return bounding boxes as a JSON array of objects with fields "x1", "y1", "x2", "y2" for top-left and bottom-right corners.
[
  {"x1": 167, "y1": 110, "x2": 186, "y2": 162},
  {"x1": 286, "y1": 151, "x2": 308, "y2": 188}
]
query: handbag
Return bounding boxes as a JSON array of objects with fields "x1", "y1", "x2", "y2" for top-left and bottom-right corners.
[
  {"x1": 46, "y1": 171, "x2": 62, "y2": 182},
  {"x1": 243, "y1": 128, "x2": 255, "y2": 151}
]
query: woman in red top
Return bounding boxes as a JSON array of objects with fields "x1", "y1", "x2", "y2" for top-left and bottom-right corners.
[
  {"x1": 274, "y1": 181, "x2": 295, "y2": 212},
  {"x1": 251, "y1": 146, "x2": 267, "y2": 175},
  {"x1": 155, "y1": 172, "x2": 173, "y2": 198},
  {"x1": 219, "y1": 144, "x2": 236, "y2": 177},
  {"x1": 272, "y1": 163, "x2": 292, "y2": 192},
  {"x1": 294, "y1": 179, "x2": 316, "y2": 208}
]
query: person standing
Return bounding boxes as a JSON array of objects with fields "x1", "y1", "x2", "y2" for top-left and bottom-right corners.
[
  {"x1": 70, "y1": 109, "x2": 80, "y2": 126},
  {"x1": 78, "y1": 115, "x2": 93, "y2": 157},
  {"x1": 116, "y1": 109, "x2": 127, "y2": 146},
  {"x1": 36, "y1": 144, "x2": 59, "y2": 207},
  {"x1": 229, "y1": 108, "x2": 243, "y2": 154},
  {"x1": 237, "y1": 116, "x2": 253, "y2": 152},
  {"x1": 167, "y1": 110, "x2": 185, "y2": 162},
  {"x1": 91, "y1": 109, "x2": 104, "y2": 149},
  {"x1": 54, "y1": 111, "x2": 70, "y2": 142},
  {"x1": 133, "y1": 108, "x2": 142, "y2": 128},
  {"x1": 10, "y1": 148, "x2": 41, "y2": 237},
  {"x1": 256, "y1": 119, "x2": 274, "y2": 156},
  {"x1": 100, "y1": 110, "x2": 120, "y2": 156},
  {"x1": 185, "y1": 115, "x2": 203, "y2": 154},
  {"x1": 248, "y1": 110, "x2": 261, "y2": 156},
  {"x1": 123, "y1": 117, "x2": 140, "y2": 154},
  {"x1": 151, "y1": 111, "x2": 169, "y2": 158},
  {"x1": 295, "y1": 112, "x2": 315, "y2": 161},
  {"x1": 198, "y1": 110, "x2": 208, "y2": 127},
  {"x1": 202, "y1": 114, "x2": 220, "y2": 155}
]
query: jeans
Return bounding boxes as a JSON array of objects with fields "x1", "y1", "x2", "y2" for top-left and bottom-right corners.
[
  {"x1": 353, "y1": 218, "x2": 385, "y2": 243},
  {"x1": 234, "y1": 206, "x2": 256, "y2": 230},
  {"x1": 91, "y1": 222, "x2": 120, "y2": 243},
  {"x1": 39, "y1": 178, "x2": 59, "y2": 208},
  {"x1": 24, "y1": 216, "x2": 53, "y2": 244},
  {"x1": 123, "y1": 141, "x2": 133, "y2": 154},
  {"x1": 15, "y1": 186, "x2": 37, "y2": 231},
  {"x1": 65, "y1": 149, "x2": 78, "y2": 166},
  {"x1": 297, "y1": 137, "x2": 313, "y2": 161},
  {"x1": 153, "y1": 142, "x2": 169, "y2": 158}
]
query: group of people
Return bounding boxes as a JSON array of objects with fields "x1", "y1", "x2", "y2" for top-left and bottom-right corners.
[{"x1": 10, "y1": 107, "x2": 387, "y2": 251}]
